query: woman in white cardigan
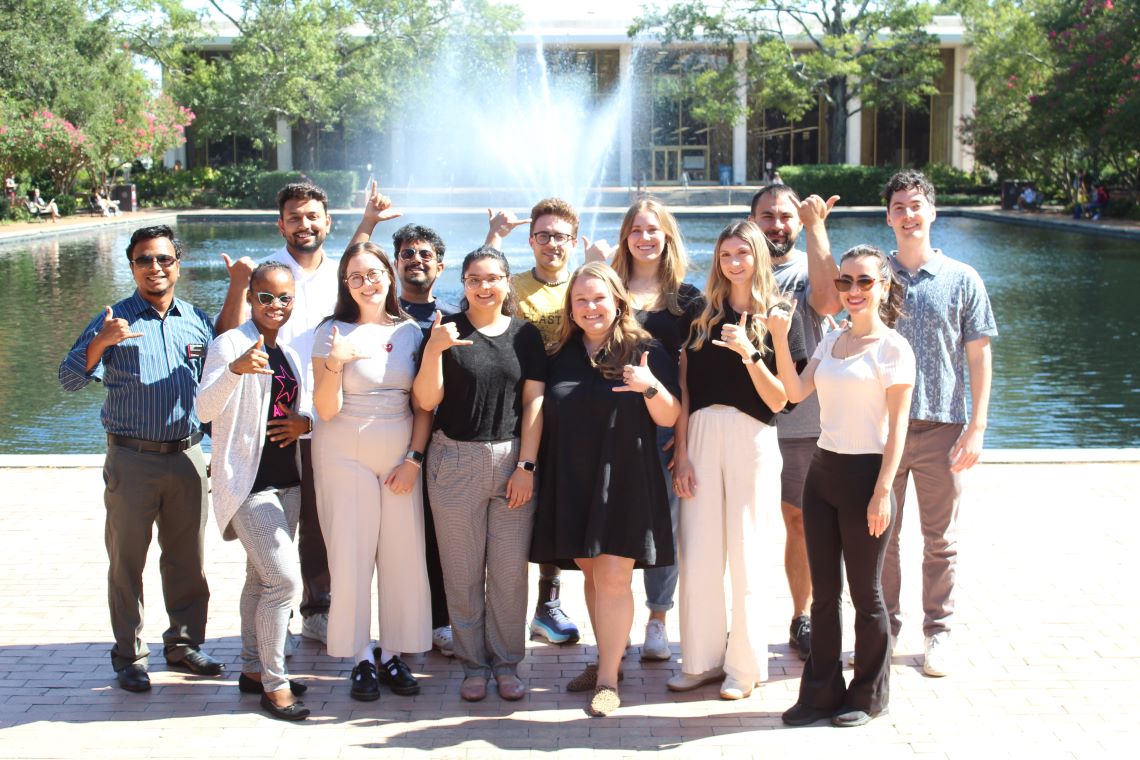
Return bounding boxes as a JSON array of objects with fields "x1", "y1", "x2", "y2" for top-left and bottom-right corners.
[{"x1": 196, "y1": 262, "x2": 313, "y2": 721}]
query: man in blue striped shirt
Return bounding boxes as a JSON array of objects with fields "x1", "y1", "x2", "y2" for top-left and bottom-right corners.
[{"x1": 59, "y1": 225, "x2": 225, "y2": 692}]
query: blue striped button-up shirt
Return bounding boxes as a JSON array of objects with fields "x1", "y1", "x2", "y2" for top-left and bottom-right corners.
[{"x1": 59, "y1": 292, "x2": 215, "y2": 441}]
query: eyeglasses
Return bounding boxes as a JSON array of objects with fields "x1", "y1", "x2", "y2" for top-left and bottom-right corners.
[
  {"x1": 254, "y1": 292, "x2": 295, "y2": 306},
  {"x1": 834, "y1": 276, "x2": 881, "y2": 293},
  {"x1": 131, "y1": 254, "x2": 179, "y2": 268},
  {"x1": 463, "y1": 275, "x2": 507, "y2": 289},
  {"x1": 399, "y1": 247, "x2": 439, "y2": 261},
  {"x1": 345, "y1": 269, "x2": 387, "y2": 289},
  {"x1": 532, "y1": 231, "x2": 574, "y2": 246}
]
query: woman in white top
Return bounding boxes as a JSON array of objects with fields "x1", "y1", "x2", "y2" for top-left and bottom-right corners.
[
  {"x1": 768, "y1": 245, "x2": 915, "y2": 729},
  {"x1": 311, "y1": 242, "x2": 433, "y2": 702}
]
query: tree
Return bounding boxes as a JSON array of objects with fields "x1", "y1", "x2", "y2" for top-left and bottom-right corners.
[{"x1": 632, "y1": 1, "x2": 946, "y2": 164}]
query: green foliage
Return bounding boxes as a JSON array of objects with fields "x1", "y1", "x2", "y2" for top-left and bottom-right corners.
[
  {"x1": 55, "y1": 195, "x2": 78, "y2": 216},
  {"x1": 251, "y1": 171, "x2": 357, "y2": 208},
  {"x1": 776, "y1": 165, "x2": 895, "y2": 206}
]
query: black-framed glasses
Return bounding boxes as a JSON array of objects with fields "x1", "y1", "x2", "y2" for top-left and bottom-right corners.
[
  {"x1": 463, "y1": 274, "x2": 507, "y2": 289},
  {"x1": 254, "y1": 292, "x2": 295, "y2": 306},
  {"x1": 131, "y1": 254, "x2": 179, "y2": 268},
  {"x1": 834, "y1": 276, "x2": 881, "y2": 293},
  {"x1": 532, "y1": 231, "x2": 573, "y2": 246},
  {"x1": 345, "y1": 268, "x2": 388, "y2": 289},
  {"x1": 399, "y1": 247, "x2": 439, "y2": 262}
]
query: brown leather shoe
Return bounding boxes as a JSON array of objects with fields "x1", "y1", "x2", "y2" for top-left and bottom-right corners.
[
  {"x1": 496, "y1": 674, "x2": 526, "y2": 701},
  {"x1": 459, "y1": 675, "x2": 487, "y2": 702}
]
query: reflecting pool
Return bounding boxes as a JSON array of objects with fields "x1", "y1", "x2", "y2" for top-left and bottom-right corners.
[{"x1": 1, "y1": 213, "x2": 1136, "y2": 452}]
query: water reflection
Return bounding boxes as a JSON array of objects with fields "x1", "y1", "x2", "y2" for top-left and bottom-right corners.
[{"x1": 1, "y1": 216, "x2": 1136, "y2": 452}]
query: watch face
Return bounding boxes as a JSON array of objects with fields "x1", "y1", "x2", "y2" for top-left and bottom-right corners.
[{"x1": 643, "y1": 385, "x2": 659, "y2": 399}]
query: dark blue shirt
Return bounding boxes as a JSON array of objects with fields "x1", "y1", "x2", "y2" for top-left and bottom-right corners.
[{"x1": 59, "y1": 292, "x2": 215, "y2": 441}]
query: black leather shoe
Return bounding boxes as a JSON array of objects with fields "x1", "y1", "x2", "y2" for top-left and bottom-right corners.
[
  {"x1": 116, "y1": 664, "x2": 151, "y2": 692},
  {"x1": 375, "y1": 653, "x2": 420, "y2": 696},
  {"x1": 789, "y1": 615, "x2": 811, "y2": 661},
  {"x1": 259, "y1": 693, "x2": 310, "y2": 721},
  {"x1": 165, "y1": 649, "x2": 226, "y2": 676},
  {"x1": 350, "y1": 660, "x2": 380, "y2": 701},
  {"x1": 781, "y1": 702, "x2": 834, "y2": 727},
  {"x1": 238, "y1": 672, "x2": 308, "y2": 696}
]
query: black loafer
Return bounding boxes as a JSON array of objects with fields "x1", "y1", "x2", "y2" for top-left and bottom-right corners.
[
  {"x1": 259, "y1": 693, "x2": 310, "y2": 721},
  {"x1": 781, "y1": 702, "x2": 834, "y2": 726},
  {"x1": 116, "y1": 664, "x2": 151, "y2": 692},
  {"x1": 376, "y1": 653, "x2": 420, "y2": 696},
  {"x1": 238, "y1": 672, "x2": 308, "y2": 696},
  {"x1": 165, "y1": 649, "x2": 225, "y2": 677},
  {"x1": 350, "y1": 660, "x2": 380, "y2": 701}
]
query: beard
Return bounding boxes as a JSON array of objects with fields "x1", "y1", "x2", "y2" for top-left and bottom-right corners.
[{"x1": 767, "y1": 234, "x2": 796, "y2": 258}]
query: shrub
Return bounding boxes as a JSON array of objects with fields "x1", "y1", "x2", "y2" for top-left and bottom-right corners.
[
  {"x1": 776, "y1": 165, "x2": 894, "y2": 206},
  {"x1": 214, "y1": 161, "x2": 264, "y2": 206},
  {"x1": 55, "y1": 195, "x2": 78, "y2": 216},
  {"x1": 252, "y1": 170, "x2": 357, "y2": 208}
]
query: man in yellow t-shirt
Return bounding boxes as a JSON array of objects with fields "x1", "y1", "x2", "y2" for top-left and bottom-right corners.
[{"x1": 484, "y1": 197, "x2": 580, "y2": 645}]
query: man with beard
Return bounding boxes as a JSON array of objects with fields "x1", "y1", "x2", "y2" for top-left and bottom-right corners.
[{"x1": 748, "y1": 184, "x2": 842, "y2": 661}]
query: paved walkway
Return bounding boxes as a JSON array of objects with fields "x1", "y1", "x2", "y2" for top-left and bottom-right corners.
[{"x1": 1, "y1": 462, "x2": 1137, "y2": 758}]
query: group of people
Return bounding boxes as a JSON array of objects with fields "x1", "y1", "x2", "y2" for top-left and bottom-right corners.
[{"x1": 60, "y1": 170, "x2": 995, "y2": 727}]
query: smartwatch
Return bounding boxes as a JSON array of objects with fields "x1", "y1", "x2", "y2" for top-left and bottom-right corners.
[
  {"x1": 517, "y1": 460, "x2": 537, "y2": 472},
  {"x1": 744, "y1": 350, "x2": 762, "y2": 365},
  {"x1": 405, "y1": 449, "x2": 425, "y2": 464},
  {"x1": 643, "y1": 382, "x2": 660, "y2": 399}
]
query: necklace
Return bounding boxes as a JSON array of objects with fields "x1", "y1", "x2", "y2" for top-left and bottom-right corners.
[{"x1": 841, "y1": 328, "x2": 882, "y2": 359}]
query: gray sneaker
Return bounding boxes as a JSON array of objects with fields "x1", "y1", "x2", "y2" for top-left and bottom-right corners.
[
  {"x1": 301, "y1": 612, "x2": 328, "y2": 644},
  {"x1": 640, "y1": 619, "x2": 671, "y2": 661}
]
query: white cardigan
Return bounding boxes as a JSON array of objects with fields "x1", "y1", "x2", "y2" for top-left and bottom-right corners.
[{"x1": 195, "y1": 320, "x2": 311, "y2": 540}]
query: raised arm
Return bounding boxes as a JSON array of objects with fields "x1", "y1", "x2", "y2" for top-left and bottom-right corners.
[
  {"x1": 214, "y1": 254, "x2": 255, "y2": 333},
  {"x1": 796, "y1": 194, "x2": 842, "y2": 317},
  {"x1": 411, "y1": 312, "x2": 474, "y2": 411},
  {"x1": 485, "y1": 208, "x2": 531, "y2": 249},
  {"x1": 350, "y1": 179, "x2": 403, "y2": 246},
  {"x1": 763, "y1": 302, "x2": 818, "y2": 405}
]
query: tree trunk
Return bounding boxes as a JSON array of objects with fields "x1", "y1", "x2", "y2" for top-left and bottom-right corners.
[{"x1": 826, "y1": 77, "x2": 848, "y2": 164}]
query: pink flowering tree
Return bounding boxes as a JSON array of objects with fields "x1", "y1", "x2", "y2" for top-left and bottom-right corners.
[
  {"x1": 86, "y1": 95, "x2": 195, "y2": 189},
  {"x1": 1, "y1": 110, "x2": 91, "y2": 196}
]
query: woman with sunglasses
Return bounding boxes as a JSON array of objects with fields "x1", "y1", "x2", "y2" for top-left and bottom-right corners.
[
  {"x1": 311, "y1": 242, "x2": 433, "y2": 702},
  {"x1": 670, "y1": 221, "x2": 804, "y2": 700},
  {"x1": 196, "y1": 262, "x2": 313, "y2": 720},
  {"x1": 412, "y1": 247, "x2": 546, "y2": 702},
  {"x1": 769, "y1": 246, "x2": 914, "y2": 728}
]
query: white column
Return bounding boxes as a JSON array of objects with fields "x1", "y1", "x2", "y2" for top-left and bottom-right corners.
[
  {"x1": 952, "y1": 46, "x2": 976, "y2": 172},
  {"x1": 846, "y1": 95, "x2": 862, "y2": 165},
  {"x1": 619, "y1": 43, "x2": 633, "y2": 188},
  {"x1": 275, "y1": 118, "x2": 292, "y2": 172},
  {"x1": 732, "y1": 42, "x2": 748, "y2": 184}
]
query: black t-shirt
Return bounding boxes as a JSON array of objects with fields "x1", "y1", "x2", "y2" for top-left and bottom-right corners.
[
  {"x1": 685, "y1": 306, "x2": 807, "y2": 426},
  {"x1": 251, "y1": 343, "x2": 301, "y2": 492},
  {"x1": 400, "y1": 297, "x2": 461, "y2": 332},
  {"x1": 634, "y1": 282, "x2": 705, "y2": 359},
  {"x1": 429, "y1": 314, "x2": 548, "y2": 442}
]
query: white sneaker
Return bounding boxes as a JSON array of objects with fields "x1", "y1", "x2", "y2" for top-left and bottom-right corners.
[
  {"x1": 719, "y1": 675, "x2": 756, "y2": 700},
  {"x1": 284, "y1": 632, "x2": 297, "y2": 659},
  {"x1": 641, "y1": 619, "x2": 671, "y2": 661},
  {"x1": 432, "y1": 625, "x2": 454, "y2": 657},
  {"x1": 923, "y1": 632, "x2": 951, "y2": 677},
  {"x1": 301, "y1": 612, "x2": 328, "y2": 644}
]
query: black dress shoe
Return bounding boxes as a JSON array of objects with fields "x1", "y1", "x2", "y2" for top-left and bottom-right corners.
[
  {"x1": 350, "y1": 660, "x2": 380, "y2": 701},
  {"x1": 166, "y1": 649, "x2": 226, "y2": 676},
  {"x1": 116, "y1": 664, "x2": 151, "y2": 692},
  {"x1": 259, "y1": 693, "x2": 310, "y2": 721},
  {"x1": 375, "y1": 653, "x2": 420, "y2": 696},
  {"x1": 238, "y1": 672, "x2": 308, "y2": 696},
  {"x1": 781, "y1": 702, "x2": 834, "y2": 726}
]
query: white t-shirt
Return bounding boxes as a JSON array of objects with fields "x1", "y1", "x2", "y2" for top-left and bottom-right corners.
[
  {"x1": 813, "y1": 328, "x2": 916, "y2": 455},
  {"x1": 312, "y1": 320, "x2": 422, "y2": 419},
  {"x1": 262, "y1": 247, "x2": 340, "y2": 387}
]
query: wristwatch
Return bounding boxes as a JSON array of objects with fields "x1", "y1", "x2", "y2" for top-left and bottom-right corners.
[
  {"x1": 517, "y1": 460, "x2": 537, "y2": 472},
  {"x1": 744, "y1": 350, "x2": 763, "y2": 365},
  {"x1": 643, "y1": 382, "x2": 660, "y2": 399}
]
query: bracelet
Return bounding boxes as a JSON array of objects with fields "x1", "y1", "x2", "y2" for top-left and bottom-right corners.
[
  {"x1": 403, "y1": 457, "x2": 422, "y2": 469},
  {"x1": 325, "y1": 360, "x2": 342, "y2": 374}
]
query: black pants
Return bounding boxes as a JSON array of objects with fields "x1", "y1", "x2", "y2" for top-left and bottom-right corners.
[
  {"x1": 797, "y1": 447, "x2": 894, "y2": 715},
  {"x1": 422, "y1": 449, "x2": 449, "y2": 629},
  {"x1": 298, "y1": 440, "x2": 331, "y2": 617}
]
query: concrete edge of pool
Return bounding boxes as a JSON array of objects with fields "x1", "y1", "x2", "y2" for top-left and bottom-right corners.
[{"x1": 2, "y1": 449, "x2": 1138, "y2": 468}]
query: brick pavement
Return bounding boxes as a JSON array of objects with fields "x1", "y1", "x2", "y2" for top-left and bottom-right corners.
[{"x1": 1, "y1": 462, "x2": 1138, "y2": 759}]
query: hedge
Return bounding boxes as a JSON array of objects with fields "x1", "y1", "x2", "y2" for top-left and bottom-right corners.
[
  {"x1": 251, "y1": 171, "x2": 357, "y2": 209},
  {"x1": 775, "y1": 164, "x2": 994, "y2": 206}
]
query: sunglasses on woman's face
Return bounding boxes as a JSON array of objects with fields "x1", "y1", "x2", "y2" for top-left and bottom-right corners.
[
  {"x1": 834, "y1": 276, "x2": 880, "y2": 293},
  {"x1": 254, "y1": 292, "x2": 295, "y2": 306}
]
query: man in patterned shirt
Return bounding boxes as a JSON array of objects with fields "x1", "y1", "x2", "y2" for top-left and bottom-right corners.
[{"x1": 882, "y1": 171, "x2": 997, "y2": 677}]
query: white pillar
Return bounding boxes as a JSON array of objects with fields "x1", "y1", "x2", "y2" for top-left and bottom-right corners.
[
  {"x1": 952, "y1": 46, "x2": 976, "y2": 172},
  {"x1": 619, "y1": 44, "x2": 633, "y2": 188},
  {"x1": 275, "y1": 118, "x2": 292, "y2": 172},
  {"x1": 732, "y1": 42, "x2": 748, "y2": 184},
  {"x1": 846, "y1": 96, "x2": 862, "y2": 165}
]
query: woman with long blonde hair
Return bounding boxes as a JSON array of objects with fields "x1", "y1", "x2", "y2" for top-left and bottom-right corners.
[
  {"x1": 669, "y1": 221, "x2": 807, "y2": 700},
  {"x1": 530, "y1": 262, "x2": 680, "y2": 717}
]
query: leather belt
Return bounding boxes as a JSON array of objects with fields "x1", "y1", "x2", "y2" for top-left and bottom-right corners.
[{"x1": 107, "y1": 432, "x2": 203, "y2": 454}]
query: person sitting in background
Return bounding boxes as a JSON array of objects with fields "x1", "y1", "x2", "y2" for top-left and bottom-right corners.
[
  {"x1": 26, "y1": 188, "x2": 60, "y2": 221},
  {"x1": 1016, "y1": 185, "x2": 1039, "y2": 212},
  {"x1": 91, "y1": 189, "x2": 121, "y2": 217},
  {"x1": 1087, "y1": 184, "x2": 1109, "y2": 221}
]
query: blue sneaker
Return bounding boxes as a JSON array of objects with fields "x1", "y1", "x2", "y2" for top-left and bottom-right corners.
[{"x1": 529, "y1": 602, "x2": 580, "y2": 644}]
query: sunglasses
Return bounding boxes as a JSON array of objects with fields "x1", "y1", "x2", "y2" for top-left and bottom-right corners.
[
  {"x1": 399, "y1": 247, "x2": 438, "y2": 261},
  {"x1": 346, "y1": 268, "x2": 387, "y2": 289},
  {"x1": 131, "y1": 254, "x2": 179, "y2": 268},
  {"x1": 834, "y1": 276, "x2": 881, "y2": 293},
  {"x1": 253, "y1": 292, "x2": 295, "y2": 306}
]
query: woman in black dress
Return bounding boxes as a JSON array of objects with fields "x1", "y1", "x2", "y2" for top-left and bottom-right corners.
[{"x1": 530, "y1": 262, "x2": 680, "y2": 717}]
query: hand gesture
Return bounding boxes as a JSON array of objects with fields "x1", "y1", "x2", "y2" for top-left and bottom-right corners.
[
  {"x1": 362, "y1": 179, "x2": 403, "y2": 225},
  {"x1": 505, "y1": 468, "x2": 534, "y2": 508},
  {"x1": 673, "y1": 454, "x2": 697, "y2": 499},
  {"x1": 95, "y1": 306, "x2": 143, "y2": 348},
  {"x1": 796, "y1": 194, "x2": 840, "y2": 226},
  {"x1": 755, "y1": 298, "x2": 797, "y2": 341},
  {"x1": 425, "y1": 310, "x2": 474, "y2": 353},
  {"x1": 229, "y1": 334, "x2": 273, "y2": 375},
  {"x1": 613, "y1": 351, "x2": 656, "y2": 393},
  {"x1": 221, "y1": 253, "x2": 256, "y2": 288},
  {"x1": 711, "y1": 311, "x2": 757, "y2": 358},
  {"x1": 949, "y1": 425, "x2": 985, "y2": 473},
  {"x1": 824, "y1": 313, "x2": 850, "y2": 332},
  {"x1": 326, "y1": 325, "x2": 372, "y2": 366},
  {"x1": 867, "y1": 490, "x2": 891, "y2": 538},
  {"x1": 266, "y1": 411, "x2": 310, "y2": 447},
  {"x1": 384, "y1": 460, "x2": 419, "y2": 495},
  {"x1": 581, "y1": 236, "x2": 615, "y2": 264},
  {"x1": 486, "y1": 208, "x2": 530, "y2": 240}
]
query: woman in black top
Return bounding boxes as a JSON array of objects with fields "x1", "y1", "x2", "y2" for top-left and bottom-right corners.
[
  {"x1": 669, "y1": 221, "x2": 806, "y2": 701},
  {"x1": 412, "y1": 247, "x2": 546, "y2": 704},
  {"x1": 530, "y1": 262, "x2": 680, "y2": 717}
]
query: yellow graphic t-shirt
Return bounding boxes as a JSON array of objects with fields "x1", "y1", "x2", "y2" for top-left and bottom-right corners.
[{"x1": 512, "y1": 269, "x2": 569, "y2": 350}]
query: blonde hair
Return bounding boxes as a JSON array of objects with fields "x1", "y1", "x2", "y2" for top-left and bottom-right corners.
[
  {"x1": 552, "y1": 262, "x2": 654, "y2": 380},
  {"x1": 688, "y1": 221, "x2": 783, "y2": 353},
  {"x1": 612, "y1": 198, "x2": 689, "y2": 315}
]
